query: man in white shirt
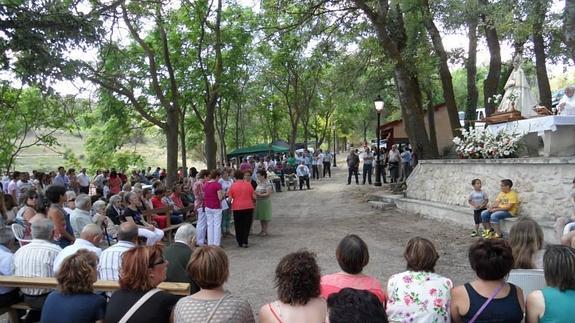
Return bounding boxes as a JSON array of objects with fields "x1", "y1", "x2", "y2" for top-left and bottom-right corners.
[
  {"x1": 13, "y1": 218, "x2": 62, "y2": 320},
  {"x1": 98, "y1": 222, "x2": 139, "y2": 281},
  {"x1": 296, "y1": 162, "x2": 311, "y2": 190},
  {"x1": 17, "y1": 172, "x2": 33, "y2": 193},
  {"x1": 53, "y1": 224, "x2": 102, "y2": 273},
  {"x1": 0, "y1": 227, "x2": 19, "y2": 307},
  {"x1": 558, "y1": 86, "x2": 575, "y2": 116},
  {"x1": 77, "y1": 168, "x2": 91, "y2": 194},
  {"x1": 361, "y1": 147, "x2": 374, "y2": 185},
  {"x1": 323, "y1": 151, "x2": 332, "y2": 178},
  {"x1": 7, "y1": 172, "x2": 20, "y2": 204}
]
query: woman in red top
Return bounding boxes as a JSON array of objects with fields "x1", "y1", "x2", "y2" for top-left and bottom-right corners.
[
  {"x1": 108, "y1": 170, "x2": 122, "y2": 195},
  {"x1": 228, "y1": 170, "x2": 255, "y2": 248}
]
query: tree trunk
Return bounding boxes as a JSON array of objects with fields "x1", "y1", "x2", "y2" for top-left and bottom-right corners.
[
  {"x1": 394, "y1": 64, "x2": 437, "y2": 159},
  {"x1": 421, "y1": 0, "x2": 461, "y2": 135},
  {"x1": 532, "y1": 0, "x2": 552, "y2": 108},
  {"x1": 565, "y1": 0, "x2": 575, "y2": 63},
  {"x1": 465, "y1": 13, "x2": 479, "y2": 129},
  {"x1": 180, "y1": 107, "x2": 187, "y2": 176},
  {"x1": 204, "y1": 107, "x2": 217, "y2": 170},
  {"x1": 289, "y1": 125, "x2": 298, "y2": 155},
  {"x1": 425, "y1": 90, "x2": 439, "y2": 156},
  {"x1": 165, "y1": 108, "x2": 179, "y2": 187},
  {"x1": 479, "y1": 0, "x2": 501, "y2": 117}
]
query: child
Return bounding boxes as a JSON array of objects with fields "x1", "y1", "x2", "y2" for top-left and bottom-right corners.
[
  {"x1": 468, "y1": 179, "x2": 488, "y2": 237},
  {"x1": 481, "y1": 179, "x2": 519, "y2": 239}
]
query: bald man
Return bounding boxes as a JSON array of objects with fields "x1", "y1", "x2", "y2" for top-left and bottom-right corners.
[
  {"x1": 98, "y1": 222, "x2": 139, "y2": 281},
  {"x1": 53, "y1": 224, "x2": 103, "y2": 273}
]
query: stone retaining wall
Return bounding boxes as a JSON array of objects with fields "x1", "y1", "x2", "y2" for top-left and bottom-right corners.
[{"x1": 402, "y1": 158, "x2": 575, "y2": 243}]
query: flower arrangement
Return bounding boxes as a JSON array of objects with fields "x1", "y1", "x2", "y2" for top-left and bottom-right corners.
[
  {"x1": 487, "y1": 94, "x2": 503, "y2": 105},
  {"x1": 452, "y1": 128, "x2": 523, "y2": 159}
]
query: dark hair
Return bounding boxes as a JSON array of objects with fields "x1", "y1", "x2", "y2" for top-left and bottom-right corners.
[
  {"x1": 234, "y1": 170, "x2": 244, "y2": 179},
  {"x1": 404, "y1": 237, "x2": 439, "y2": 272},
  {"x1": 187, "y1": 246, "x2": 229, "y2": 289},
  {"x1": 327, "y1": 288, "x2": 388, "y2": 323},
  {"x1": 190, "y1": 167, "x2": 198, "y2": 178},
  {"x1": 501, "y1": 179, "x2": 513, "y2": 188},
  {"x1": 209, "y1": 170, "x2": 221, "y2": 179},
  {"x1": 336, "y1": 235, "x2": 369, "y2": 274},
  {"x1": 154, "y1": 188, "x2": 164, "y2": 196},
  {"x1": 543, "y1": 245, "x2": 575, "y2": 291},
  {"x1": 45, "y1": 185, "x2": 66, "y2": 204},
  {"x1": 275, "y1": 250, "x2": 321, "y2": 305},
  {"x1": 257, "y1": 169, "x2": 267, "y2": 178},
  {"x1": 469, "y1": 239, "x2": 514, "y2": 281},
  {"x1": 19, "y1": 189, "x2": 38, "y2": 207},
  {"x1": 198, "y1": 170, "x2": 209, "y2": 179},
  {"x1": 471, "y1": 179, "x2": 481, "y2": 185}
]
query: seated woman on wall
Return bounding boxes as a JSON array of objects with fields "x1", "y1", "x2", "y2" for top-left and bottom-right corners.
[
  {"x1": 259, "y1": 250, "x2": 327, "y2": 323},
  {"x1": 321, "y1": 234, "x2": 385, "y2": 303},
  {"x1": 509, "y1": 217, "x2": 545, "y2": 269},
  {"x1": 451, "y1": 239, "x2": 524, "y2": 323},
  {"x1": 105, "y1": 245, "x2": 181, "y2": 323},
  {"x1": 386, "y1": 237, "x2": 452, "y2": 323},
  {"x1": 526, "y1": 245, "x2": 575, "y2": 323},
  {"x1": 41, "y1": 250, "x2": 106, "y2": 323}
]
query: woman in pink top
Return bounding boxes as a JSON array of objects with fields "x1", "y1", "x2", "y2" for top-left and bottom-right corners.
[
  {"x1": 203, "y1": 170, "x2": 224, "y2": 247},
  {"x1": 228, "y1": 170, "x2": 255, "y2": 248},
  {"x1": 320, "y1": 234, "x2": 386, "y2": 303}
]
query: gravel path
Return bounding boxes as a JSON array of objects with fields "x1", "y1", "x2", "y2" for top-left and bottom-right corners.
[{"x1": 222, "y1": 167, "x2": 476, "y2": 316}]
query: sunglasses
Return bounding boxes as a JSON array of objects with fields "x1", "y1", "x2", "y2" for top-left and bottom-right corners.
[
  {"x1": 29, "y1": 196, "x2": 38, "y2": 200},
  {"x1": 149, "y1": 257, "x2": 167, "y2": 268}
]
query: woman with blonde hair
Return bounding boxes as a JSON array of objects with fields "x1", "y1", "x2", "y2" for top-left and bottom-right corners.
[
  {"x1": 105, "y1": 245, "x2": 180, "y2": 323},
  {"x1": 509, "y1": 217, "x2": 545, "y2": 269},
  {"x1": 40, "y1": 249, "x2": 106, "y2": 323}
]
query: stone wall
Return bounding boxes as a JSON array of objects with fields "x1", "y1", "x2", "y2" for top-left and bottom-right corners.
[{"x1": 402, "y1": 158, "x2": 575, "y2": 242}]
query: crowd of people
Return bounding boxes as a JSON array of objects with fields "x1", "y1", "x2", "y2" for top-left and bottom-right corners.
[
  {"x1": 0, "y1": 159, "x2": 574, "y2": 323},
  {"x1": 345, "y1": 144, "x2": 415, "y2": 186}
]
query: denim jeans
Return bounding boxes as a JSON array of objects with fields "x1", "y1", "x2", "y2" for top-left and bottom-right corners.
[{"x1": 481, "y1": 209, "x2": 512, "y2": 223}]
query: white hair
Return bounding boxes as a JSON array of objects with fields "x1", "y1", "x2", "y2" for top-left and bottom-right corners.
[
  {"x1": 32, "y1": 218, "x2": 54, "y2": 240},
  {"x1": 75, "y1": 194, "x2": 91, "y2": 211},
  {"x1": 174, "y1": 223, "x2": 196, "y2": 243},
  {"x1": 92, "y1": 200, "x2": 106, "y2": 213}
]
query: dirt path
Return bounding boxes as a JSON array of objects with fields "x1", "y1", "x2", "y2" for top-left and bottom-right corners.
[{"x1": 222, "y1": 167, "x2": 475, "y2": 314}]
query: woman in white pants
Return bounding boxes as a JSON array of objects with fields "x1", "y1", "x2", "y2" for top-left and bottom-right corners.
[
  {"x1": 193, "y1": 170, "x2": 209, "y2": 246},
  {"x1": 203, "y1": 170, "x2": 224, "y2": 246},
  {"x1": 122, "y1": 192, "x2": 164, "y2": 245}
]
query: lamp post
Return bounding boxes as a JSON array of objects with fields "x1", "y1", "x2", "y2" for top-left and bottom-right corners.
[
  {"x1": 373, "y1": 95, "x2": 384, "y2": 187},
  {"x1": 332, "y1": 124, "x2": 337, "y2": 167}
]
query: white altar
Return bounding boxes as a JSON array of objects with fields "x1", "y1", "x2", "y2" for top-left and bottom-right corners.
[{"x1": 487, "y1": 116, "x2": 575, "y2": 157}]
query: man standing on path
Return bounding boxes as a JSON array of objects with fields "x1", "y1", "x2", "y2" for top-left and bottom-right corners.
[
  {"x1": 77, "y1": 169, "x2": 90, "y2": 194},
  {"x1": 346, "y1": 149, "x2": 359, "y2": 185},
  {"x1": 388, "y1": 145, "x2": 401, "y2": 183},
  {"x1": 323, "y1": 150, "x2": 332, "y2": 178},
  {"x1": 361, "y1": 147, "x2": 374, "y2": 185}
]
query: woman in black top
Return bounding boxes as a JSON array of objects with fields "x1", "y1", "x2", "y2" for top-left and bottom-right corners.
[
  {"x1": 122, "y1": 192, "x2": 164, "y2": 246},
  {"x1": 451, "y1": 239, "x2": 524, "y2": 323},
  {"x1": 105, "y1": 245, "x2": 180, "y2": 323}
]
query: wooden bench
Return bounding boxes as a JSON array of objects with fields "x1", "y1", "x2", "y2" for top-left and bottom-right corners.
[{"x1": 0, "y1": 276, "x2": 190, "y2": 322}]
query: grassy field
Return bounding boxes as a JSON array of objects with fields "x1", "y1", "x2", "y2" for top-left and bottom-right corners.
[{"x1": 12, "y1": 131, "x2": 204, "y2": 172}]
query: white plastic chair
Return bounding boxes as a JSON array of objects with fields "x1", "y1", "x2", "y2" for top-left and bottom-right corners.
[
  {"x1": 507, "y1": 269, "x2": 546, "y2": 301},
  {"x1": 11, "y1": 223, "x2": 31, "y2": 247}
]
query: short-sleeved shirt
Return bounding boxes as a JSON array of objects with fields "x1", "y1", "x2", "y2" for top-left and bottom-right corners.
[
  {"x1": 496, "y1": 190, "x2": 519, "y2": 215},
  {"x1": 192, "y1": 180, "x2": 205, "y2": 210},
  {"x1": 469, "y1": 190, "x2": 488, "y2": 209},
  {"x1": 228, "y1": 182, "x2": 255, "y2": 211},
  {"x1": 105, "y1": 289, "x2": 181, "y2": 323},
  {"x1": 203, "y1": 181, "x2": 222, "y2": 209},
  {"x1": 40, "y1": 291, "x2": 106, "y2": 323},
  {"x1": 320, "y1": 272, "x2": 386, "y2": 303},
  {"x1": 151, "y1": 196, "x2": 167, "y2": 215},
  {"x1": 173, "y1": 293, "x2": 255, "y2": 323}
]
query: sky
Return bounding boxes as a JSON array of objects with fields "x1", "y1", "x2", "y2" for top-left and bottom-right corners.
[{"x1": 3, "y1": 0, "x2": 571, "y2": 96}]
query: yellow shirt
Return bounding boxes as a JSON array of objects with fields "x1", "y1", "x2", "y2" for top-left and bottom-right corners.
[{"x1": 496, "y1": 190, "x2": 519, "y2": 216}]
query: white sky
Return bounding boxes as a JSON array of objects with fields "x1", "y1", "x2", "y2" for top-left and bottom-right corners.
[{"x1": 2, "y1": 0, "x2": 571, "y2": 96}]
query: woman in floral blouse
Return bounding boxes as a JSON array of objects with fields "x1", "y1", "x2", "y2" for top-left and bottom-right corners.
[{"x1": 386, "y1": 237, "x2": 452, "y2": 323}]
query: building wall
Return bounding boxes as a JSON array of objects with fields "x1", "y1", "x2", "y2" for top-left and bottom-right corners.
[{"x1": 400, "y1": 158, "x2": 575, "y2": 243}]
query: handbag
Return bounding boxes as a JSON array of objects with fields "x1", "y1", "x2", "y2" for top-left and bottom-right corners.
[
  {"x1": 118, "y1": 288, "x2": 162, "y2": 323},
  {"x1": 469, "y1": 282, "x2": 506, "y2": 323}
]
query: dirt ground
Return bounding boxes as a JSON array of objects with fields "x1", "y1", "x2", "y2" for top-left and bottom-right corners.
[{"x1": 222, "y1": 167, "x2": 476, "y2": 315}]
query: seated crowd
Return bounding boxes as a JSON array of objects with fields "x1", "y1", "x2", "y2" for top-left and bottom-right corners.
[{"x1": 0, "y1": 168, "x2": 573, "y2": 323}]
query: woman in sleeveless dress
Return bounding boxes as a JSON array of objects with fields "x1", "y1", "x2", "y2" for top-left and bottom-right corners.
[{"x1": 451, "y1": 239, "x2": 524, "y2": 323}]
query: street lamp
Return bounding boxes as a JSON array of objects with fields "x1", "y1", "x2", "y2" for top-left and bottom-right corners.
[
  {"x1": 332, "y1": 124, "x2": 337, "y2": 167},
  {"x1": 374, "y1": 95, "x2": 384, "y2": 187}
]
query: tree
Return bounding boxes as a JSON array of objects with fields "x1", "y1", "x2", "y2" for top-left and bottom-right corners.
[
  {"x1": 565, "y1": 0, "x2": 575, "y2": 62},
  {"x1": 531, "y1": 0, "x2": 552, "y2": 108},
  {"x1": 478, "y1": 0, "x2": 502, "y2": 117},
  {"x1": 0, "y1": 84, "x2": 72, "y2": 172}
]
